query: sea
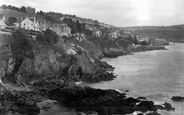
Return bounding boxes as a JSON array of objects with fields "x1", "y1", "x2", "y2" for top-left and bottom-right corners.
[{"x1": 88, "y1": 43, "x2": 184, "y2": 115}]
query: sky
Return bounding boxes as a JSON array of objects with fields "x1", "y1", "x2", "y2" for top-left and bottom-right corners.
[{"x1": 1, "y1": 0, "x2": 184, "y2": 27}]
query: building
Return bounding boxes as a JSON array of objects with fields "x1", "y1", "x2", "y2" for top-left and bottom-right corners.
[
  {"x1": 85, "y1": 24, "x2": 96, "y2": 31},
  {"x1": 60, "y1": 23, "x2": 71, "y2": 36},
  {"x1": 92, "y1": 30, "x2": 102, "y2": 37},
  {"x1": 14, "y1": 17, "x2": 41, "y2": 31},
  {"x1": 0, "y1": 15, "x2": 7, "y2": 30},
  {"x1": 21, "y1": 17, "x2": 34, "y2": 30},
  {"x1": 29, "y1": 17, "x2": 40, "y2": 31},
  {"x1": 51, "y1": 23, "x2": 60, "y2": 35},
  {"x1": 37, "y1": 18, "x2": 47, "y2": 31},
  {"x1": 110, "y1": 31, "x2": 120, "y2": 39}
]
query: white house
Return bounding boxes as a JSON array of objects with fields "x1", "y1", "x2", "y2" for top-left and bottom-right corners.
[
  {"x1": 21, "y1": 17, "x2": 34, "y2": 30},
  {"x1": 0, "y1": 15, "x2": 7, "y2": 30},
  {"x1": 92, "y1": 30, "x2": 102, "y2": 37},
  {"x1": 20, "y1": 17, "x2": 40, "y2": 31}
]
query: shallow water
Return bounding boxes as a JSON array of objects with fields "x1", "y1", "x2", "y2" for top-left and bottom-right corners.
[{"x1": 88, "y1": 43, "x2": 184, "y2": 115}]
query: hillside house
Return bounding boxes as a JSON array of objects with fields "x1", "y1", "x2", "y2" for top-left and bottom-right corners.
[
  {"x1": 14, "y1": 18, "x2": 21, "y2": 28},
  {"x1": 60, "y1": 23, "x2": 71, "y2": 36},
  {"x1": 110, "y1": 31, "x2": 120, "y2": 39},
  {"x1": 15, "y1": 17, "x2": 41, "y2": 31},
  {"x1": 139, "y1": 37, "x2": 149, "y2": 42},
  {"x1": 50, "y1": 23, "x2": 60, "y2": 35},
  {"x1": 29, "y1": 17, "x2": 40, "y2": 31},
  {"x1": 0, "y1": 15, "x2": 7, "y2": 30},
  {"x1": 60, "y1": 15, "x2": 77, "y2": 22},
  {"x1": 74, "y1": 33, "x2": 86, "y2": 41},
  {"x1": 21, "y1": 17, "x2": 34, "y2": 30},
  {"x1": 92, "y1": 30, "x2": 102, "y2": 37},
  {"x1": 38, "y1": 18, "x2": 47, "y2": 31},
  {"x1": 85, "y1": 24, "x2": 96, "y2": 31}
]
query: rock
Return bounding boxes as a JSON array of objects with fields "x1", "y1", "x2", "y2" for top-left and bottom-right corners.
[
  {"x1": 124, "y1": 97, "x2": 140, "y2": 106},
  {"x1": 136, "y1": 100, "x2": 159, "y2": 112},
  {"x1": 137, "y1": 113, "x2": 144, "y2": 115},
  {"x1": 48, "y1": 86, "x2": 173, "y2": 115},
  {"x1": 171, "y1": 96, "x2": 184, "y2": 102},
  {"x1": 163, "y1": 102, "x2": 175, "y2": 111},
  {"x1": 146, "y1": 111, "x2": 161, "y2": 115},
  {"x1": 155, "y1": 102, "x2": 175, "y2": 111},
  {"x1": 137, "y1": 97, "x2": 147, "y2": 100}
]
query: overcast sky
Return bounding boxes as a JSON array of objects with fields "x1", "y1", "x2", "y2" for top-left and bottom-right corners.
[{"x1": 1, "y1": 0, "x2": 184, "y2": 27}]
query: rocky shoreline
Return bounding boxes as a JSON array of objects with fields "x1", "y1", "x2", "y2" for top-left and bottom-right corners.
[
  {"x1": 0, "y1": 30, "x2": 172, "y2": 115},
  {"x1": 132, "y1": 45, "x2": 167, "y2": 52},
  {"x1": 0, "y1": 80, "x2": 175, "y2": 115}
]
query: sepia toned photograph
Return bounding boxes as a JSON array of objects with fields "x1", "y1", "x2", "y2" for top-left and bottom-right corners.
[{"x1": 0, "y1": 0, "x2": 184, "y2": 115}]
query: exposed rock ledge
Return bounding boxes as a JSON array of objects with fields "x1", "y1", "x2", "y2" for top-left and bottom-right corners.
[{"x1": 0, "y1": 81, "x2": 175, "y2": 115}]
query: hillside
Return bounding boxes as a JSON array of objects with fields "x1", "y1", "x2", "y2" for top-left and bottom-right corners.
[
  {"x1": 124, "y1": 25, "x2": 184, "y2": 42},
  {"x1": 0, "y1": 5, "x2": 174, "y2": 115},
  {"x1": 0, "y1": 9, "x2": 39, "y2": 18}
]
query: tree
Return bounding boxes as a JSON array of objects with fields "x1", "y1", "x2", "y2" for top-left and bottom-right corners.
[
  {"x1": 11, "y1": 30, "x2": 32, "y2": 55},
  {"x1": 8, "y1": 30, "x2": 32, "y2": 83},
  {"x1": 38, "y1": 10, "x2": 44, "y2": 16},
  {"x1": 0, "y1": 4, "x2": 7, "y2": 9},
  {"x1": 19, "y1": 6, "x2": 27, "y2": 12},
  {"x1": 133, "y1": 35, "x2": 139, "y2": 45},
  {"x1": 63, "y1": 18, "x2": 77, "y2": 34},
  {"x1": 35, "y1": 33, "x2": 45, "y2": 43},
  {"x1": 44, "y1": 29, "x2": 59, "y2": 45},
  {"x1": 76, "y1": 20, "x2": 82, "y2": 32},
  {"x1": 7, "y1": 5, "x2": 13, "y2": 9},
  {"x1": 6, "y1": 17, "x2": 17, "y2": 26}
]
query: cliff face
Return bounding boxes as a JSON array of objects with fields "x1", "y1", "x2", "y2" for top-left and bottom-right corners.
[{"x1": 0, "y1": 32, "x2": 119, "y2": 85}]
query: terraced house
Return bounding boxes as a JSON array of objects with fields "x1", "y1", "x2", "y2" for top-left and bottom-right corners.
[
  {"x1": 60, "y1": 23, "x2": 71, "y2": 36},
  {"x1": 15, "y1": 17, "x2": 41, "y2": 31}
]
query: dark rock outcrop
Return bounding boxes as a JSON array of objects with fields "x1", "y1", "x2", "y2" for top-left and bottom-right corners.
[
  {"x1": 48, "y1": 86, "x2": 175, "y2": 115},
  {"x1": 0, "y1": 90, "x2": 40, "y2": 115},
  {"x1": 171, "y1": 96, "x2": 184, "y2": 102},
  {"x1": 146, "y1": 111, "x2": 162, "y2": 115},
  {"x1": 132, "y1": 45, "x2": 167, "y2": 52}
]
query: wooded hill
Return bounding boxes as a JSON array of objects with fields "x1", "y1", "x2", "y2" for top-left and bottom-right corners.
[{"x1": 123, "y1": 25, "x2": 184, "y2": 42}]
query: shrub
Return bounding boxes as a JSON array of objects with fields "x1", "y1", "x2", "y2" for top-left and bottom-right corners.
[
  {"x1": 35, "y1": 33, "x2": 45, "y2": 43},
  {"x1": 44, "y1": 29, "x2": 59, "y2": 45},
  {"x1": 10, "y1": 30, "x2": 32, "y2": 54}
]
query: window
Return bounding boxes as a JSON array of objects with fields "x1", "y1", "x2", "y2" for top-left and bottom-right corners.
[{"x1": 24, "y1": 23, "x2": 25, "y2": 26}]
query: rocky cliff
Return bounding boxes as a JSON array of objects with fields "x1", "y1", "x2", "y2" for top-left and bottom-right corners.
[{"x1": 0, "y1": 30, "x2": 118, "y2": 86}]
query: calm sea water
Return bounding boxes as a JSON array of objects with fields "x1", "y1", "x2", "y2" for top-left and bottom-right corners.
[{"x1": 88, "y1": 43, "x2": 184, "y2": 115}]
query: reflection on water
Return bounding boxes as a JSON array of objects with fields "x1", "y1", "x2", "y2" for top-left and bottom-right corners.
[{"x1": 88, "y1": 43, "x2": 184, "y2": 115}]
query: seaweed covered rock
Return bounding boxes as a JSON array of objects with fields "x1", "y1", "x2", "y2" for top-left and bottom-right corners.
[
  {"x1": 48, "y1": 86, "x2": 174, "y2": 115},
  {"x1": 171, "y1": 96, "x2": 184, "y2": 102}
]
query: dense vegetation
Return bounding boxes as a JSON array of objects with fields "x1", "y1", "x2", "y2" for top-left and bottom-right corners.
[
  {"x1": 6, "y1": 30, "x2": 33, "y2": 83},
  {"x1": 0, "y1": 4, "x2": 27, "y2": 12},
  {"x1": 36, "y1": 29, "x2": 59, "y2": 45}
]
